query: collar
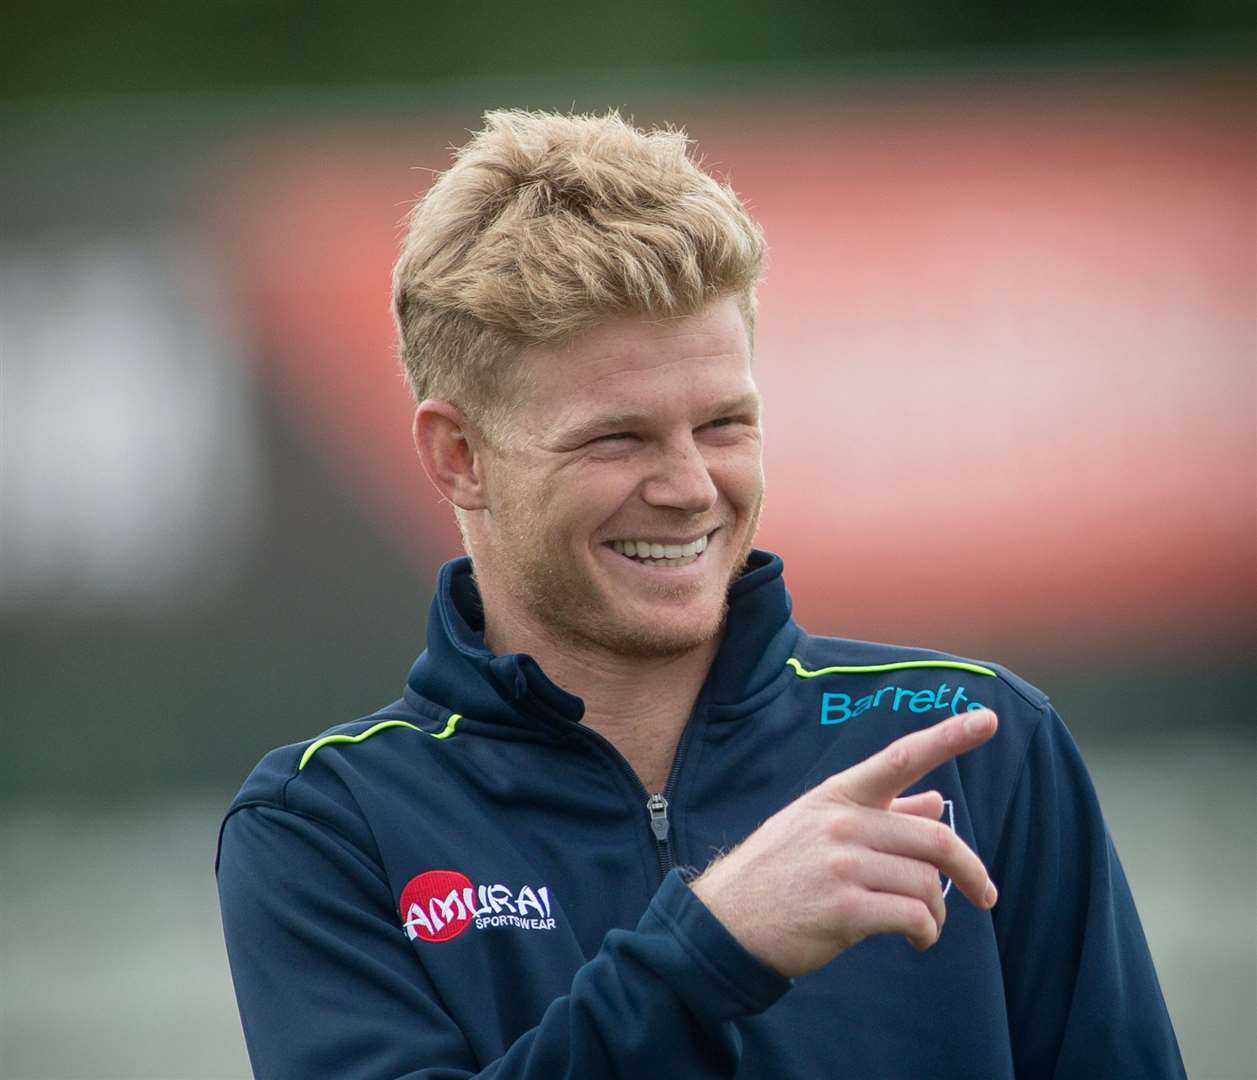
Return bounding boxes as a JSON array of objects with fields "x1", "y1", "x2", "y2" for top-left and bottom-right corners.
[{"x1": 404, "y1": 549, "x2": 799, "y2": 734}]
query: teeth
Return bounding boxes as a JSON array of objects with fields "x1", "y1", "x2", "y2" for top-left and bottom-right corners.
[
  {"x1": 640, "y1": 555, "x2": 698, "y2": 568},
  {"x1": 681, "y1": 536, "x2": 705, "y2": 557},
  {"x1": 609, "y1": 532, "x2": 712, "y2": 564}
]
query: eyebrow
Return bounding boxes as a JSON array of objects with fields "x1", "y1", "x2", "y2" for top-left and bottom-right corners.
[{"x1": 552, "y1": 393, "x2": 761, "y2": 447}]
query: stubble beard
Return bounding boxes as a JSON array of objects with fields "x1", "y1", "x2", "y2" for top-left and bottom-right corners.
[
  {"x1": 521, "y1": 557, "x2": 731, "y2": 658},
  {"x1": 479, "y1": 498, "x2": 762, "y2": 661}
]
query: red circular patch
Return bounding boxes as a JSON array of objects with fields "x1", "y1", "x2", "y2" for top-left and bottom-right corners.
[{"x1": 399, "y1": 869, "x2": 476, "y2": 942}]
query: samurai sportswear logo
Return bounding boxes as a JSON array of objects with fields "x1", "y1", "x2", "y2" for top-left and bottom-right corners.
[
  {"x1": 400, "y1": 870, "x2": 557, "y2": 943},
  {"x1": 820, "y1": 682, "x2": 987, "y2": 725}
]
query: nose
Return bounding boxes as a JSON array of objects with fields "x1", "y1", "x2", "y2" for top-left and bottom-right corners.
[{"x1": 639, "y1": 435, "x2": 718, "y2": 512}]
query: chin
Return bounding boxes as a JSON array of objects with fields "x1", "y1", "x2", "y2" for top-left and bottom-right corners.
[{"x1": 583, "y1": 598, "x2": 729, "y2": 659}]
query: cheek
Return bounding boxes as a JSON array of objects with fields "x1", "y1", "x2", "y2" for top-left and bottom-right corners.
[
  {"x1": 489, "y1": 466, "x2": 550, "y2": 535},
  {"x1": 561, "y1": 466, "x2": 643, "y2": 525},
  {"x1": 713, "y1": 449, "x2": 764, "y2": 509}
]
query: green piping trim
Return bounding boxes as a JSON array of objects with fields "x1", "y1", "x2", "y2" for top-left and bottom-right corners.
[
  {"x1": 298, "y1": 714, "x2": 463, "y2": 770},
  {"x1": 787, "y1": 657, "x2": 997, "y2": 679},
  {"x1": 430, "y1": 713, "x2": 461, "y2": 740}
]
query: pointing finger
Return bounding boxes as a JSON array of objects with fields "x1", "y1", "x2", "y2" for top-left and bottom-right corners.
[{"x1": 831, "y1": 710, "x2": 998, "y2": 808}]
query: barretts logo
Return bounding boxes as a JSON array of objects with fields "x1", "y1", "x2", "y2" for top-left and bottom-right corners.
[
  {"x1": 399, "y1": 869, "x2": 557, "y2": 943},
  {"x1": 820, "y1": 682, "x2": 987, "y2": 725}
]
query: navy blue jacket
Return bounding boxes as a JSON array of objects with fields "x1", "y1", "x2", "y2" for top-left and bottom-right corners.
[{"x1": 217, "y1": 551, "x2": 1185, "y2": 1078}]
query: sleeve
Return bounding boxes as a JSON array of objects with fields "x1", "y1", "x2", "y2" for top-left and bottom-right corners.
[
  {"x1": 216, "y1": 804, "x2": 790, "y2": 1080},
  {"x1": 989, "y1": 708, "x2": 1186, "y2": 1079}
]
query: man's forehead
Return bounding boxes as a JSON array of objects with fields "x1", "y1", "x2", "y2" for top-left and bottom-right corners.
[
  {"x1": 522, "y1": 302, "x2": 751, "y2": 386},
  {"x1": 499, "y1": 298, "x2": 757, "y2": 442}
]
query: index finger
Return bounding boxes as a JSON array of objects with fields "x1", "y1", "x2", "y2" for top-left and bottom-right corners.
[{"x1": 831, "y1": 710, "x2": 998, "y2": 807}]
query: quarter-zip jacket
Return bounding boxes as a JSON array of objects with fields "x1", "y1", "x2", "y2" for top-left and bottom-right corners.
[{"x1": 217, "y1": 551, "x2": 1185, "y2": 1079}]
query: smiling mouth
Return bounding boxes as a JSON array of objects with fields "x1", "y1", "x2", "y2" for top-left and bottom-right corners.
[{"x1": 606, "y1": 531, "x2": 713, "y2": 569}]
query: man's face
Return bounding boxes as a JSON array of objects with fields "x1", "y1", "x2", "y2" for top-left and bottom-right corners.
[{"x1": 472, "y1": 296, "x2": 764, "y2": 659}]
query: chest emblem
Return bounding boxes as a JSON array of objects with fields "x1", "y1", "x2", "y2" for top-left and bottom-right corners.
[
  {"x1": 785, "y1": 657, "x2": 996, "y2": 726},
  {"x1": 819, "y1": 682, "x2": 988, "y2": 725},
  {"x1": 400, "y1": 869, "x2": 557, "y2": 942}
]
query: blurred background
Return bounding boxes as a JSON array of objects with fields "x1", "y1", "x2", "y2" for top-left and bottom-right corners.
[{"x1": 2, "y1": 4, "x2": 1254, "y2": 1078}]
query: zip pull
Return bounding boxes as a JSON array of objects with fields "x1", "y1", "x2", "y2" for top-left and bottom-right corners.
[{"x1": 646, "y1": 793, "x2": 670, "y2": 842}]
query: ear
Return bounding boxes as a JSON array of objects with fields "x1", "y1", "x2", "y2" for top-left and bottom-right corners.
[{"x1": 412, "y1": 401, "x2": 490, "y2": 511}]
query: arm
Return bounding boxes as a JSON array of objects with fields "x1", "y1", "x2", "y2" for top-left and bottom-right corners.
[
  {"x1": 220, "y1": 710, "x2": 1002, "y2": 1077},
  {"x1": 990, "y1": 709, "x2": 1186, "y2": 1079},
  {"x1": 217, "y1": 805, "x2": 789, "y2": 1080}
]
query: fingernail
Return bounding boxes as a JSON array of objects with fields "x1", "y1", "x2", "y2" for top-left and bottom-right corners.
[
  {"x1": 964, "y1": 710, "x2": 992, "y2": 735},
  {"x1": 983, "y1": 881, "x2": 998, "y2": 907}
]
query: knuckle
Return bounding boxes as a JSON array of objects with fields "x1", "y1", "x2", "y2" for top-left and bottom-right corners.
[
  {"x1": 930, "y1": 821, "x2": 955, "y2": 857},
  {"x1": 827, "y1": 812, "x2": 858, "y2": 843},
  {"x1": 826, "y1": 876, "x2": 867, "y2": 919},
  {"x1": 885, "y1": 742, "x2": 912, "y2": 774},
  {"x1": 828, "y1": 846, "x2": 864, "y2": 882},
  {"x1": 831, "y1": 885, "x2": 859, "y2": 921},
  {"x1": 919, "y1": 862, "x2": 942, "y2": 897}
]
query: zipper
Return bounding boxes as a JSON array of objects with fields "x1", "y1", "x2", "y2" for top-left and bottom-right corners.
[
  {"x1": 645, "y1": 793, "x2": 673, "y2": 875},
  {"x1": 574, "y1": 714, "x2": 696, "y2": 882},
  {"x1": 644, "y1": 724, "x2": 692, "y2": 876}
]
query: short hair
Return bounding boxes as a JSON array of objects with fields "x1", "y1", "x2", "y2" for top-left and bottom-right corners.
[{"x1": 392, "y1": 108, "x2": 765, "y2": 439}]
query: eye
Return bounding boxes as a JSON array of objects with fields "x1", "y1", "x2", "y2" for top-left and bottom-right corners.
[
  {"x1": 700, "y1": 416, "x2": 747, "y2": 433},
  {"x1": 592, "y1": 432, "x2": 635, "y2": 443}
]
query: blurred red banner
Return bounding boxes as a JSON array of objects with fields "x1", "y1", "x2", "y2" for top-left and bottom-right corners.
[{"x1": 218, "y1": 77, "x2": 1255, "y2": 659}]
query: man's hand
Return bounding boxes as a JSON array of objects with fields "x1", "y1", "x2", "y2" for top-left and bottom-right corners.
[{"x1": 689, "y1": 710, "x2": 1000, "y2": 978}]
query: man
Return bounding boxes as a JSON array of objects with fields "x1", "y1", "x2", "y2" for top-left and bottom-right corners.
[{"x1": 217, "y1": 109, "x2": 1185, "y2": 1078}]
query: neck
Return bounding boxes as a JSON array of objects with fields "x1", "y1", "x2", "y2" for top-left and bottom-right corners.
[{"x1": 482, "y1": 603, "x2": 720, "y2": 794}]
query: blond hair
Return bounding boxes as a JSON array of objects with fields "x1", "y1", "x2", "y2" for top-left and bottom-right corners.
[{"x1": 392, "y1": 109, "x2": 765, "y2": 438}]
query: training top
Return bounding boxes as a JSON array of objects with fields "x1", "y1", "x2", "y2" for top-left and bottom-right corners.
[{"x1": 217, "y1": 550, "x2": 1186, "y2": 1079}]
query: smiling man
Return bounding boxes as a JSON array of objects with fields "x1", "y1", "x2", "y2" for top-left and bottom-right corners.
[
  {"x1": 446, "y1": 302, "x2": 763, "y2": 657},
  {"x1": 217, "y1": 110, "x2": 1185, "y2": 1079}
]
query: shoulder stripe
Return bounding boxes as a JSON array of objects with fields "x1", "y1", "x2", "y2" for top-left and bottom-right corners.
[
  {"x1": 787, "y1": 657, "x2": 997, "y2": 679},
  {"x1": 298, "y1": 714, "x2": 462, "y2": 771}
]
